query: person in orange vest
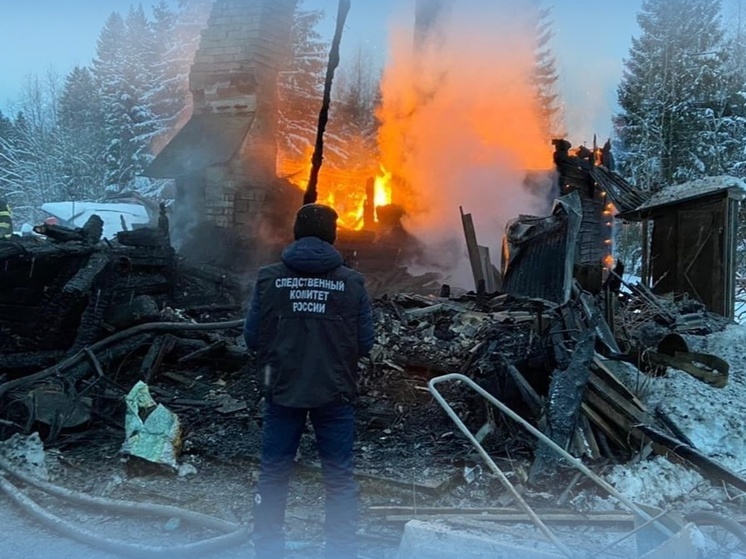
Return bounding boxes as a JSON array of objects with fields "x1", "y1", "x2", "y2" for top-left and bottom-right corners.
[{"x1": 0, "y1": 198, "x2": 12, "y2": 239}]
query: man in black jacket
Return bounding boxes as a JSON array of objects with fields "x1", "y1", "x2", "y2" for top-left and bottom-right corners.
[{"x1": 244, "y1": 203, "x2": 375, "y2": 559}]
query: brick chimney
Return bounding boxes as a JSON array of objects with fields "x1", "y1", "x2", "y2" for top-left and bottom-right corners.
[{"x1": 147, "y1": 0, "x2": 298, "y2": 252}]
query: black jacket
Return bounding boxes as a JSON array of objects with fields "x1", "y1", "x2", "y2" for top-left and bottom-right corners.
[{"x1": 244, "y1": 237, "x2": 375, "y2": 407}]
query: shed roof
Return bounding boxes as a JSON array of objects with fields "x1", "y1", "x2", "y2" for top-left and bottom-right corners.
[
  {"x1": 144, "y1": 112, "x2": 255, "y2": 179},
  {"x1": 619, "y1": 175, "x2": 746, "y2": 220}
]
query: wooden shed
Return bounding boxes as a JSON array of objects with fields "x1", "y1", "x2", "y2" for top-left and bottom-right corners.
[{"x1": 620, "y1": 176, "x2": 745, "y2": 319}]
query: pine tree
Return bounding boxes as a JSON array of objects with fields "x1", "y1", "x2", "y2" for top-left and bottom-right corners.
[
  {"x1": 720, "y1": 0, "x2": 746, "y2": 178},
  {"x1": 278, "y1": 3, "x2": 329, "y2": 161},
  {"x1": 615, "y1": 0, "x2": 731, "y2": 187},
  {"x1": 94, "y1": 8, "x2": 161, "y2": 191},
  {"x1": 57, "y1": 66, "x2": 107, "y2": 200},
  {"x1": 150, "y1": 0, "x2": 210, "y2": 143},
  {"x1": 93, "y1": 12, "x2": 129, "y2": 189},
  {"x1": 529, "y1": 1, "x2": 564, "y2": 141},
  {"x1": 124, "y1": 5, "x2": 160, "y2": 178}
]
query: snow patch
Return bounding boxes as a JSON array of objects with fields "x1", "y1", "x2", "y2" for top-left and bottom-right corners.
[
  {"x1": 645, "y1": 324, "x2": 746, "y2": 474},
  {"x1": 0, "y1": 432, "x2": 49, "y2": 481},
  {"x1": 604, "y1": 456, "x2": 708, "y2": 508}
]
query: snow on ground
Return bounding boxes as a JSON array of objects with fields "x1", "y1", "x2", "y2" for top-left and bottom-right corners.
[
  {"x1": 599, "y1": 323, "x2": 746, "y2": 508},
  {"x1": 603, "y1": 457, "x2": 713, "y2": 509},
  {"x1": 647, "y1": 324, "x2": 746, "y2": 474}
]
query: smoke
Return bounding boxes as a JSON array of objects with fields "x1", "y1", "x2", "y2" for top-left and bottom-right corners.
[{"x1": 378, "y1": 0, "x2": 557, "y2": 287}]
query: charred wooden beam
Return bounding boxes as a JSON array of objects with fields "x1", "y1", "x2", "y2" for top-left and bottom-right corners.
[
  {"x1": 530, "y1": 328, "x2": 595, "y2": 482},
  {"x1": 637, "y1": 424, "x2": 746, "y2": 494},
  {"x1": 304, "y1": 0, "x2": 351, "y2": 205},
  {"x1": 140, "y1": 335, "x2": 178, "y2": 384},
  {"x1": 32, "y1": 223, "x2": 88, "y2": 243}
]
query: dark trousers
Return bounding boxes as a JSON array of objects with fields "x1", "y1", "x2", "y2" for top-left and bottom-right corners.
[{"x1": 252, "y1": 402, "x2": 359, "y2": 559}]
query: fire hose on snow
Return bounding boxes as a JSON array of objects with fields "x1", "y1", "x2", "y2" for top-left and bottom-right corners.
[{"x1": 0, "y1": 454, "x2": 249, "y2": 557}]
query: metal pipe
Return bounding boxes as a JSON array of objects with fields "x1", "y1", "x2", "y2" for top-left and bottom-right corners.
[
  {"x1": 429, "y1": 374, "x2": 575, "y2": 558},
  {"x1": 428, "y1": 374, "x2": 676, "y2": 555}
]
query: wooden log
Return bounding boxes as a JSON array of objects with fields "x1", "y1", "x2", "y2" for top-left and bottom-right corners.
[
  {"x1": 116, "y1": 228, "x2": 169, "y2": 247},
  {"x1": 79, "y1": 215, "x2": 104, "y2": 243},
  {"x1": 638, "y1": 424, "x2": 746, "y2": 494},
  {"x1": 0, "y1": 239, "x2": 94, "y2": 261},
  {"x1": 62, "y1": 253, "x2": 111, "y2": 297},
  {"x1": 32, "y1": 223, "x2": 87, "y2": 243},
  {"x1": 68, "y1": 262, "x2": 117, "y2": 353}
]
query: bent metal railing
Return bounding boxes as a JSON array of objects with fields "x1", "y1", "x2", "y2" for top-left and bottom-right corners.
[{"x1": 428, "y1": 373, "x2": 676, "y2": 559}]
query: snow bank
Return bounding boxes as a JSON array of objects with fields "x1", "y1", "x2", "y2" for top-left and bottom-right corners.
[
  {"x1": 597, "y1": 323, "x2": 746, "y2": 508},
  {"x1": 644, "y1": 324, "x2": 746, "y2": 475}
]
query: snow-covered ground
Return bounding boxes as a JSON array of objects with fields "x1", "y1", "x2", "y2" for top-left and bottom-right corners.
[{"x1": 600, "y1": 324, "x2": 746, "y2": 510}]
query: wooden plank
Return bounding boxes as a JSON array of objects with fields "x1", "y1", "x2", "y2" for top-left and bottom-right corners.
[
  {"x1": 477, "y1": 245, "x2": 498, "y2": 292},
  {"x1": 504, "y1": 362, "x2": 543, "y2": 417},
  {"x1": 581, "y1": 402, "x2": 627, "y2": 449},
  {"x1": 592, "y1": 358, "x2": 648, "y2": 410},
  {"x1": 587, "y1": 372, "x2": 652, "y2": 424},
  {"x1": 579, "y1": 413, "x2": 601, "y2": 459},
  {"x1": 581, "y1": 394, "x2": 642, "y2": 449},
  {"x1": 460, "y1": 206, "x2": 485, "y2": 291}
]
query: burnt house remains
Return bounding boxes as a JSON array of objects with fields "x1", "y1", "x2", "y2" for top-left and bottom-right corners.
[{"x1": 502, "y1": 139, "x2": 649, "y2": 302}]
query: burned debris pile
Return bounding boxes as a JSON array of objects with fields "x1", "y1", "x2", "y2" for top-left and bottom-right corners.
[{"x1": 0, "y1": 209, "x2": 742, "y2": 500}]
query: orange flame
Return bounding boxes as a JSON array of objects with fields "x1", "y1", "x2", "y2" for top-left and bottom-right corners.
[
  {"x1": 279, "y1": 149, "x2": 393, "y2": 231},
  {"x1": 279, "y1": 2, "x2": 559, "y2": 253}
]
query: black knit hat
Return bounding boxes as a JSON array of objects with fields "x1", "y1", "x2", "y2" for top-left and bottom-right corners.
[{"x1": 293, "y1": 204, "x2": 338, "y2": 245}]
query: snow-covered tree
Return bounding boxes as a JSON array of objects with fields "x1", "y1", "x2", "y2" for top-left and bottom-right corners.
[
  {"x1": 94, "y1": 8, "x2": 161, "y2": 191},
  {"x1": 529, "y1": 1, "x2": 564, "y2": 141},
  {"x1": 278, "y1": 3, "x2": 328, "y2": 160},
  {"x1": 56, "y1": 66, "x2": 107, "y2": 200},
  {"x1": 327, "y1": 44, "x2": 382, "y2": 171},
  {"x1": 0, "y1": 75, "x2": 66, "y2": 215},
  {"x1": 615, "y1": 0, "x2": 732, "y2": 188}
]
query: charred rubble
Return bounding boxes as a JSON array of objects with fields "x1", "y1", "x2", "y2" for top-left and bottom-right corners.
[{"x1": 0, "y1": 210, "x2": 739, "y2": 499}]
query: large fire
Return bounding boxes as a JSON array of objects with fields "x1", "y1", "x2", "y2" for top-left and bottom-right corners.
[
  {"x1": 279, "y1": 149, "x2": 394, "y2": 231},
  {"x1": 279, "y1": 1, "x2": 558, "y2": 250}
]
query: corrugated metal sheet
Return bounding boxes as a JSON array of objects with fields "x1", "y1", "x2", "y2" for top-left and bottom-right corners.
[{"x1": 502, "y1": 192, "x2": 582, "y2": 304}]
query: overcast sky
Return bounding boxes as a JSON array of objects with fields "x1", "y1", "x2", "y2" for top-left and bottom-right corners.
[{"x1": 0, "y1": 0, "x2": 642, "y2": 141}]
